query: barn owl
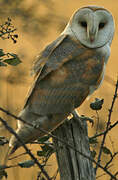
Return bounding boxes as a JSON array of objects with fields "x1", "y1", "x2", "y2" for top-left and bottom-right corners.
[{"x1": 9, "y1": 5, "x2": 115, "y2": 154}]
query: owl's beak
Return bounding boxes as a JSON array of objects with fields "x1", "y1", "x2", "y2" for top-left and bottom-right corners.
[
  {"x1": 87, "y1": 15, "x2": 98, "y2": 43},
  {"x1": 87, "y1": 26, "x2": 98, "y2": 43},
  {"x1": 89, "y1": 34, "x2": 95, "y2": 42}
]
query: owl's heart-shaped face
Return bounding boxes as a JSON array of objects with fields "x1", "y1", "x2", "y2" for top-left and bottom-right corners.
[{"x1": 64, "y1": 6, "x2": 115, "y2": 48}]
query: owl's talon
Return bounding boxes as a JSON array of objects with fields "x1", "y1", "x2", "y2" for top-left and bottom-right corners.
[
  {"x1": 72, "y1": 110, "x2": 81, "y2": 122},
  {"x1": 79, "y1": 115, "x2": 94, "y2": 126},
  {"x1": 72, "y1": 110, "x2": 94, "y2": 126},
  {"x1": 32, "y1": 122, "x2": 40, "y2": 129}
]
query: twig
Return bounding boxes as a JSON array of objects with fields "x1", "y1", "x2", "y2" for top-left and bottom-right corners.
[
  {"x1": 110, "y1": 171, "x2": 118, "y2": 180},
  {"x1": 0, "y1": 109, "x2": 117, "y2": 179},
  {"x1": 0, "y1": 164, "x2": 18, "y2": 170},
  {"x1": 95, "y1": 79, "x2": 118, "y2": 173},
  {"x1": 90, "y1": 120, "x2": 118, "y2": 139},
  {"x1": 109, "y1": 135, "x2": 115, "y2": 154},
  {"x1": 96, "y1": 172, "x2": 106, "y2": 179},
  {"x1": 0, "y1": 117, "x2": 51, "y2": 180},
  {"x1": 104, "y1": 152, "x2": 118, "y2": 169},
  {"x1": 1, "y1": 106, "x2": 118, "y2": 141},
  {"x1": 95, "y1": 110, "x2": 100, "y2": 135},
  {"x1": 52, "y1": 169, "x2": 59, "y2": 180},
  {"x1": 8, "y1": 152, "x2": 27, "y2": 160}
]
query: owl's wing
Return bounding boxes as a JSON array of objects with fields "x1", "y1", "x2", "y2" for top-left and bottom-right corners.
[
  {"x1": 24, "y1": 34, "x2": 68, "y2": 106},
  {"x1": 31, "y1": 34, "x2": 68, "y2": 77},
  {"x1": 24, "y1": 34, "x2": 103, "y2": 115},
  {"x1": 32, "y1": 34, "x2": 84, "y2": 81}
]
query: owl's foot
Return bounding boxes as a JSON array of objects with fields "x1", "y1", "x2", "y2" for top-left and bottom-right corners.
[{"x1": 72, "y1": 110, "x2": 94, "y2": 126}]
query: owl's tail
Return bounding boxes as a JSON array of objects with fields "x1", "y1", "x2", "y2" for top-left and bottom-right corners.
[
  {"x1": 9, "y1": 107, "x2": 68, "y2": 155},
  {"x1": 9, "y1": 125, "x2": 46, "y2": 154}
]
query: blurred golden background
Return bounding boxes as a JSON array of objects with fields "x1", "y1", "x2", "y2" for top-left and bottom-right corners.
[{"x1": 0, "y1": 0, "x2": 118, "y2": 179}]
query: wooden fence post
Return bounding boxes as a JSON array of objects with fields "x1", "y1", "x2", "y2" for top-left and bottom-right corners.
[{"x1": 53, "y1": 117, "x2": 95, "y2": 180}]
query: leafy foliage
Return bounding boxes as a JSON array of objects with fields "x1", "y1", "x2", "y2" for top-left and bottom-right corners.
[
  {"x1": 0, "y1": 136, "x2": 8, "y2": 146},
  {"x1": 0, "y1": 165, "x2": 8, "y2": 179},
  {"x1": 102, "y1": 146, "x2": 112, "y2": 156},
  {"x1": 37, "y1": 135, "x2": 50, "y2": 144},
  {"x1": 91, "y1": 150, "x2": 97, "y2": 159},
  {"x1": 0, "y1": 18, "x2": 21, "y2": 67},
  {"x1": 89, "y1": 138, "x2": 98, "y2": 144},
  {"x1": 90, "y1": 98, "x2": 104, "y2": 110},
  {"x1": 0, "y1": 18, "x2": 18, "y2": 43},
  {"x1": 18, "y1": 160, "x2": 35, "y2": 168},
  {"x1": 0, "y1": 169, "x2": 7, "y2": 179},
  {"x1": 37, "y1": 144, "x2": 54, "y2": 157},
  {"x1": 0, "y1": 50, "x2": 21, "y2": 66}
]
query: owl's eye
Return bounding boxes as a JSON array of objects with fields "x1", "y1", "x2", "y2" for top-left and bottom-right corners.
[
  {"x1": 80, "y1": 21, "x2": 87, "y2": 28},
  {"x1": 99, "y1": 22, "x2": 106, "y2": 29}
]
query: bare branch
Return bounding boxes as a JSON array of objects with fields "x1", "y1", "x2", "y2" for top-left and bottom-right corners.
[
  {"x1": 95, "y1": 79, "x2": 118, "y2": 173},
  {"x1": 104, "y1": 152, "x2": 118, "y2": 169},
  {"x1": 0, "y1": 117, "x2": 51, "y2": 180},
  {"x1": 0, "y1": 108, "x2": 117, "y2": 179},
  {"x1": 90, "y1": 120, "x2": 118, "y2": 139}
]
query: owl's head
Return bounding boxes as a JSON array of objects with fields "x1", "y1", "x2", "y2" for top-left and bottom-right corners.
[{"x1": 63, "y1": 6, "x2": 115, "y2": 48}]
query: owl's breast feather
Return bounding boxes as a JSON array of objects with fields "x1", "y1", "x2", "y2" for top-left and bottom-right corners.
[{"x1": 88, "y1": 43, "x2": 111, "y2": 96}]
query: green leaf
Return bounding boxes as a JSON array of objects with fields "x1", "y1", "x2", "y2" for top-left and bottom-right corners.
[
  {"x1": 90, "y1": 98, "x2": 104, "y2": 110},
  {"x1": 0, "y1": 166, "x2": 7, "y2": 179},
  {"x1": 0, "y1": 165, "x2": 8, "y2": 170},
  {"x1": 37, "y1": 144, "x2": 54, "y2": 157},
  {"x1": 0, "y1": 62, "x2": 7, "y2": 66},
  {"x1": 0, "y1": 136, "x2": 6, "y2": 139},
  {"x1": 37, "y1": 135, "x2": 50, "y2": 144},
  {"x1": 0, "y1": 170, "x2": 7, "y2": 179},
  {"x1": 4, "y1": 53, "x2": 21, "y2": 66},
  {"x1": 91, "y1": 150, "x2": 96, "y2": 158},
  {"x1": 0, "y1": 49, "x2": 5, "y2": 57},
  {"x1": 37, "y1": 150, "x2": 46, "y2": 157},
  {"x1": 4, "y1": 58, "x2": 21, "y2": 66},
  {"x1": 89, "y1": 138, "x2": 98, "y2": 144},
  {"x1": 41, "y1": 144, "x2": 53, "y2": 153},
  {"x1": 103, "y1": 146, "x2": 112, "y2": 155},
  {"x1": 0, "y1": 140, "x2": 8, "y2": 146},
  {"x1": 18, "y1": 160, "x2": 35, "y2": 168},
  {"x1": 0, "y1": 136, "x2": 8, "y2": 145},
  {"x1": 8, "y1": 53, "x2": 18, "y2": 58}
]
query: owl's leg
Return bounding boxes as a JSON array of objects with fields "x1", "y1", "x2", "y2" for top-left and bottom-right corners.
[
  {"x1": 72, "y1": 109, "x2": 80, "y2": 118},
  {"x1": 72, "y1": 109, "x2": 94, "y2": 126}
]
